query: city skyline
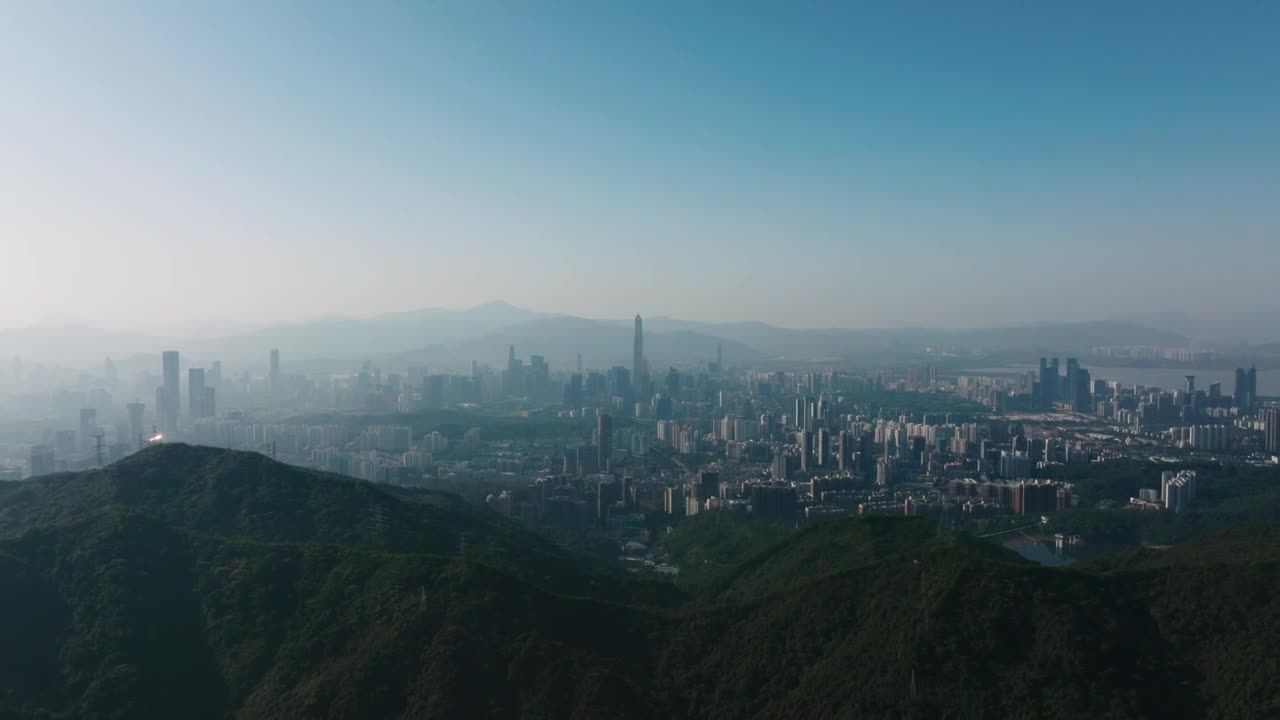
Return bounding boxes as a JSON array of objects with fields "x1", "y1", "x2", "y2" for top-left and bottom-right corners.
[
  {"x1": 3, "y1": 4, "x2": 1279, "y2": 714},
  {"x1": 3, "y1": 3, "x2": 1278, "y2": 330}
]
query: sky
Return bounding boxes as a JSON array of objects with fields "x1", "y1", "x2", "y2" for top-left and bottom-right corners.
[{"x1": 1, "y1": 2, "x2": 1277, "y2": 332}]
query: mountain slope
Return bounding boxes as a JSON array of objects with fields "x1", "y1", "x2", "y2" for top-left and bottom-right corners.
[
  {"x1": 0, "y1": 446, "x2": 1277, "y2": 719},
  {"x1": 0, "y1": 511, "x2": 659, "y2": 720},
  {"x1": 0, "y1": 445, "x2": 657, "y2": 603}
]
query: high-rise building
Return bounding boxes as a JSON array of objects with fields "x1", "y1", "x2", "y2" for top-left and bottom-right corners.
[
  {"x1": 837, "y1": 430, "x2": 854, "y2": 473},
  {"x1": 663, "y1": 485, "x2": 685, "y2": 515},
  {"x1": 157, "y1": 351, "x2": 181, "y2": 434},
  {"x1": 1012, "y1": 480, "x2": 1058, "y2": 514},
  {"x1": 797, "y1": 430, "x2": 812, "y2": 471},
  {"x1": 1075, "y1": 367, "x2": 1092, "y2": 411},
  {"x1": 1038, "y1": 357, "x2": 1060, "y2": 408},
  {"x1": 79, "y1": 408, "x2": 97, "y2": 453},
  {"x1": 1161, "y1": 470, "x2": 1197, "y2": 512},
  {"x1": 876, "y1": 458, "x2": 892, "y2": 486},
  {"x1": 1264, "y1": 407, "x2": 1280, "y2": 455},
  {"x1": 127, "y1": 402, "x2": 146, "y2": 448},
  {"x1": 632, "y1": 314, "x2": 645, "y2": 385},
  {"x1": 858, "y1": 431, "x2": 875, "y2": 479},
  {"x1": 269, "y1": 348, "x2": 281, "y2": 389},
  {"x1": 815, "y1": 428, "x2": 830, "y2": 467},
  {"x1": 597, "y1": 413, "x2": 613, "y2": 472},
  {"x1": 1065, "y1": 358, "x2": 1080, "y2": 408},
  {"x1": 751, "y1": 484, "x2": 797, "y2": 523},
  {"x1": 1235, "y1": 365, "x2": 1258, "y2": 414},
  {"x1": 188, "y1": 368, "x2": 215, "y2": 420},
  {"x1": 29, "y1": 445, "x2": 55, "y2": 477}
]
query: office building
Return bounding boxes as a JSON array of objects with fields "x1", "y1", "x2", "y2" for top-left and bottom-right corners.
[
  {"x1": 157, "y1": 350, "x2": 181, "y2": 434},
  {"x1": 79, "y1": 408, "x2": 97, "y2": 453},
  {"x1": 189, "y1": 368, "x2": 215, "y2": 420},
  {"x1": 1235, "y1": 365, "x2": 1258, "y2": 413},
  {"x1": 1038, "y1": 357, "x2": 1059, "y2": 408},
  {"x1": 30, "y1": 445, "x2": 55, "y2": 477},
  {"x1": 1065, "y1": 358, "x2": 1080, "y2": 408},
  {"x1": 127, "y1": 402, "x2": 146, "y2": 448}
]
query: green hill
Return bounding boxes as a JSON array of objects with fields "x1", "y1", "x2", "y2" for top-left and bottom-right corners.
[{"x1": 0, "y1": 445, "x2": 1276, "y2": 719}]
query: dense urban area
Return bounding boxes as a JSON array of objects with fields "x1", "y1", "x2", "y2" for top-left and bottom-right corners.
[{"x1": 4, "y1": 312, "x2": 1277, "y2": 572}]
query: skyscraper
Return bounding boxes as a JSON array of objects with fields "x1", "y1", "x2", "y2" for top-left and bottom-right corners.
[
  {"x1": 157, "y1": 351, "x2": 180, "y2": 434},
  {"x1": 837, "y1": 430, "x2": 853, "y2": 473},
  {"x1": 1235, "y1": 365, "x2": 1258, "y2": 414},
  {"x1": 189, "y1": 368, "x2": 207, "y2": 420},
  {"x1": 1264, "y1": 407, "x2": 1280, "y2": 456},
  {"x1": 1065, "y1": 358, "x2": 1080, "y2": 408},
  {"x1": 78, "y1": 408, "x2": 97, "y2": 453},
  {"x1": 1038, "y1": 357, "x2": 1060, "y2": 408},
  {"x1": 597, "y1": 413, "x2": 613, "y2": 473},
  {"x1": 29, "y1": 445, "x2": 55, "y2": 478},
  {"x1": 269, "y1": 348, "x2": 281, "y2": 389},
  {"x1": 632, "y1": 314, "x2": 645, "y2": 384},
  {"x1": 127, "y1": 402, "x2": 145, "y2": 448},
  {"x1": 797, "y1": 430, "x2": 812, "y2": 471}
]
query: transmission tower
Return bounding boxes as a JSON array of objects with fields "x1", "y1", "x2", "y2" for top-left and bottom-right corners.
[{"x1": 93, "y1": 433, "x2": 105, "y2": 468}]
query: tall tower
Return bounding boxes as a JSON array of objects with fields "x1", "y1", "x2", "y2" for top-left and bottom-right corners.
[
  {"x1": 189, "y1": 368, "x2": 207, "y2": 420},
  {"x1": 633, "y1": 315, "x2": 645, "y2": 382},
  {"x1": 269, "y1": 348, "x2": 281, "y2": 388},
  {"x1": 158, "y1": 351, "x2": 180, "y2": 434},
  {"x1": 127, "y1": 402, "x2": 145, "y2": 449},
  {"x1": 597, "y1": 413, "x2": 613, "y2": 473}
]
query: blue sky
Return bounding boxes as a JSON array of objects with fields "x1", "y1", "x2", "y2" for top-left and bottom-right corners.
[{"x1": 1, "y1": 2, "x2": 1276, "y2": 331}]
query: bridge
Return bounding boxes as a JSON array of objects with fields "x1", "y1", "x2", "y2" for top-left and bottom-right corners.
[{"x1": 977, "y1": 524, "x2": 1042, "y2": 541}]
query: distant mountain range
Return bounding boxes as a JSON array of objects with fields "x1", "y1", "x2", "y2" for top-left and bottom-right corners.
[
  {"x1": 1109, "y1": 309, "x2": 1280, "y2": 345},
  {"x1": 6, "y1": 300, "x2": 1275, "y2": 374}
]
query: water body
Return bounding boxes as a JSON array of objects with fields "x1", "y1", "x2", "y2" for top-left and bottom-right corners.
[
  {"x1": 961, "y1": 365, "x2": 1280, "y2": 396},
  {"x1": 1011, "y1": 541, "x2": 1074, "y2": 566}
]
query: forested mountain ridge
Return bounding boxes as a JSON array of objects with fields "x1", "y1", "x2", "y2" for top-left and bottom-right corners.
[{"x1": 0, "y1": 445, "x2": 1275, "y2": 719}]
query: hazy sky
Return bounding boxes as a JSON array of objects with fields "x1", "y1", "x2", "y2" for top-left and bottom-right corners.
[{"x1": 2, "y1": 2, "x2": 1276, "y2": 331}]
